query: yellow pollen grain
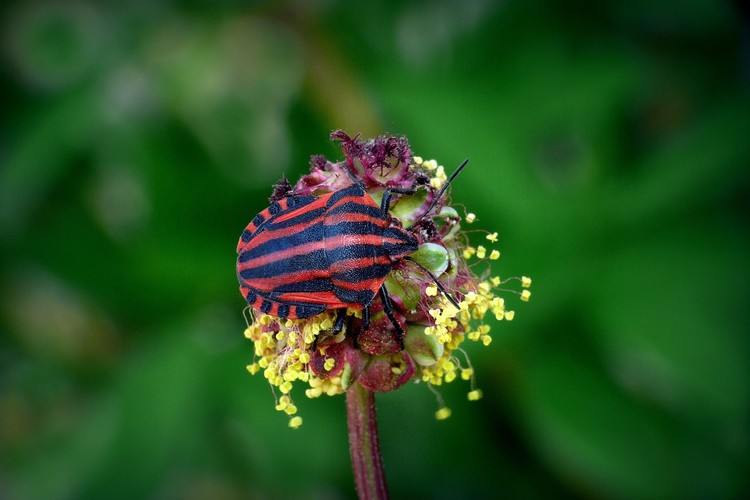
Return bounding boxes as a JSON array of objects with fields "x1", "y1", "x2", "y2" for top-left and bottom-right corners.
[
  {"x1": 435, "y1": 407, "x2": 452, "y2": 420},
  {"x1": 320, "y1": 317, "x2": 333, "y2": 330},
  {"x1": 425, "y1": 285, "x2": 438, "y2": 297},
  {"x1": 468, "y1": 389, "x2": 483, "y2": 401},
  {"x1": 324, "y1": 358, "x2": 335, "y2": 371},
  {"x1": 489, "y1": 250, "x2": 500, "y2": 260},
  {"x1": 289, "y1": 416, "x2": 303, "y2": 429},
  {"x1": 275, "y1": 396, "x2": 289, "y2": 412},
  {"x1": 306, "y1": 387, "x2": 323, "y2": 398},
  {"x1": 486, "y1": 232, "x2": 498, "y2": 243}
]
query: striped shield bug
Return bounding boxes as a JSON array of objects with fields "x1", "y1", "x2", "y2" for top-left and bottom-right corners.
[{"x1": 236, "y1": 159, "x2": 468, "y2": 348}]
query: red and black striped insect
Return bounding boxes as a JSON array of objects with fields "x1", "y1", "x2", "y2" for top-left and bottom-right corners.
[{"x1": 236, "y1": 160, "x2": 467, "y2": 347}]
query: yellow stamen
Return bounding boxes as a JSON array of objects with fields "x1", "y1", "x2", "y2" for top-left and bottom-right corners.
[
  {"x1": 468, "y1": 389, "x2": 483, "y2": 401},
  {"x1": 435, "y1": 407, "x2": 452, "y2": 420}
]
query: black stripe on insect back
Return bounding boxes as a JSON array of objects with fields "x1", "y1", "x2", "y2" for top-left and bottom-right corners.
[
  {"x1": 277, "y1": 304, "x2": 290, "y2": 317},
  {"x1": 271, "y1": 278, "x2": 334, "y2": 293},
  {"x1": 294, "y1": 303, "x2": 327, "y2": 318},
  {"x1": 332, "y1": 263, "x2": 391, "y2": 283},
  {"x1": 268, "y1": 201, "x2": 282, "y2": 215},
  {"x1": 238, "y1": 221, "x2": 325, "y2": 262},
  {"x1": 327, "y1": 243, "x2": 387, "y2": 262},
  {"x1": 325, "y1": 221, "x2": 385, "y2": 239},
  {"x1": 333, "y1": 286, "x2": 375, "y2": 306},
  {"x1": 326, "y1": 200, "x2": 382, "y2": 219},
  {"x1": 325, "y1": 183, "x2": 366, "y2": 206},
  {"x1": 240, "y1": 249, "x2": 329, "y2": 279},
  {"x1": 264, "y1": 205, "x2": 326, "y2": 232}
]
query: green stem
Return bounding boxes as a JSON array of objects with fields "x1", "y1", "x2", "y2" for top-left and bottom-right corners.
[{"x1": 346, "y1": 382, "x2": 389, "y2": 500}]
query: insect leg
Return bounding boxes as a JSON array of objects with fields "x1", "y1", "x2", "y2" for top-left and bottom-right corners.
[
  {"x1": 332, "y1": 309, "x2": 346, "y2": 334},
  {"x1": 403, "y1": 256, "x2": 460, "y2": 309},
  {"x1": 379, "y1": 285, "x2": 406, "y2": 350},
  {"x1": 350, "y1": 306, "x2": 371, "y2": 348},
  {"x1": 361, "y1": 305, "x2": 370, "y2": 330}
]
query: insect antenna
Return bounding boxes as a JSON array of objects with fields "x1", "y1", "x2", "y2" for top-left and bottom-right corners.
[
  {"x1": 403, "y1": 256, "x2": 460, "y2": 309},
  {"x1": 406, "y1": 158, "x2": 469, "y2": 231}
]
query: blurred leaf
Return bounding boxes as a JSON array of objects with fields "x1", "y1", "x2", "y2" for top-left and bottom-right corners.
[{"x1": 0, "y1": 89, "x2": 98, "y2": 234}]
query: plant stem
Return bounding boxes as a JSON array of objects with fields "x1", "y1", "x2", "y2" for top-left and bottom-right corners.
[{"x1": 346, "y1": 382, "x2": 389, "y2": 500}]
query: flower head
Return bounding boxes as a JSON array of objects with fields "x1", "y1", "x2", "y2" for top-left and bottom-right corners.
[{"x1": 239, "y1": 131, "x2": 530, "y2": 425}]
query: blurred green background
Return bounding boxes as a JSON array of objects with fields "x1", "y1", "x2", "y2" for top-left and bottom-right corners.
[{"x1": 1, "y1": 0, "x2": 748, "y2": 498}]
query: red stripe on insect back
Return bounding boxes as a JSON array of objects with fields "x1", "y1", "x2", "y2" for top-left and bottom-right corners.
[
  {"x1": 267, "y1": 301, "x2": 284, "y2": 316},
  {"x1": 271, "y1": 196, "x2": 329, "y2": 224},
  {"x1": 326, "y1": 193, "x2": 374, "y2": 212},
  {"x1": 275, "y1": 290, "x2": 354, "y2": 307},
  {"x1": 331, "y1": 275, "x2": 387, "y2": 293},
  {"x1": 324, "y1": 210, "x2": 385, "y2": 226},
  {"x1": 237, "y1": 240, "x2": 326, "y2": 271},
  {"x1": 383, "y1": 235, "x2": 411, "y2": 247},
  {"x1": 324, "y1": 233, "x2": 385, "y2": 248}
]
